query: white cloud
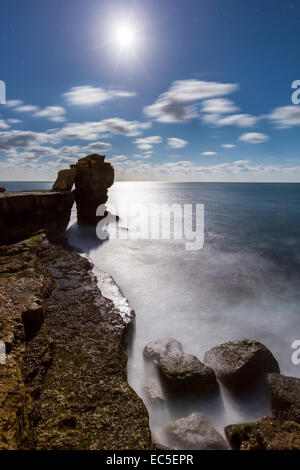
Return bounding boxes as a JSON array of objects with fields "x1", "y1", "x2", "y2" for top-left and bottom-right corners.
[
  {"x1": 2, "y1": 141, "x2": 112, "y2": 166},
  {"x1": 110, "y1": 90, "x2": 137, "y2": 98},
  {"x1": 221, "y1": 144, "x2": 236, "y2": 148},
  {"x1": 167, "y1": 137, "x2": 188, "y2": 149},
  {"x1": 144, "y1": 79, "x2": 238, "y2": 123},
  {"x1": 63, "y1": 86, "x2": 136, "y2": 106},
  {"x1": 0, "y1": 120, "x2": 10, "y2": 130},
  {"x1": 201, "y1": 98, "x2": 239, "y2": 114},
  {"x1": 109, "y1": 155, "x2": 128, "y2": 163},
  {"x1": 133, "y1": 152, "x2": 153, "y2": 159},
  {"x1": 56, "y1": 118, "x2": 151, "y2": 141},
  {"x1": 203, "y1": 113, "x2": 260, "y2": 127},
  {"x1": 134, "y1": 135, "x2": 163, "y2": 150},
  {"x1": 15, "y1": 105, "x2": 39, "y2": 113},
  {"x1": 56, "y1": 156, "x2": 77, "y2": 165},
  {"x1": 269, "y1": 106, "x2": 300, "y2": 128},
  {"x1": 239, "y1": 132, "x2": 270, "y2": 144},
  {"x1": 0, "y1": 130, "x2": 51, "y2": 150},
  {"x1": 7, "y1": 118, "x2": 22, "y2": 124},
  {"x1": 2, "y1": 152, "x2": 300, "y2": 182},
  {"x1": 201, "y1": 151, "x2": 217, "y2": 155},
  {"x1": 35, "y1": 106, "x2": 66, "y2": 122},
  {"x1": 5, "y1": 99, "x2": 23, "y2": 108},
  {"x1": 85, "y1": 141, "x2": 111, "y2": 153}
]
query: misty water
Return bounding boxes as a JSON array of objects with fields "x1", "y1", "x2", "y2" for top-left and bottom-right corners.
[
  {"x1": 64, "y1": 181, "x2": 300, "y2": 446},
  {"x1": 4, "y1": 181, "x2": 299, "y2": 445}
]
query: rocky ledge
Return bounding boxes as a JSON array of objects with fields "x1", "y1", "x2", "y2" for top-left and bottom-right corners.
[
  {"x1": 0, "y1": 154, "x2": 115, "y2": 246},
  {"x1": 0, "y1": 191, "x2": 74, "y2": 246},
  {"x1": 0, "y1": 234, "x2": 151, "y2": 450}
]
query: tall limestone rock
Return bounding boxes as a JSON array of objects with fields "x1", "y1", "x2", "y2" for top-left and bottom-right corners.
[
  {"x1": 52, "y1": 168, "x2": 76, "y2": 191},
  {"x1": 74, "y1": 154, "x2": 115, "y2": 225},
  {"x1": 51, "y1": 153, "x2": 115, "y2": 225}
]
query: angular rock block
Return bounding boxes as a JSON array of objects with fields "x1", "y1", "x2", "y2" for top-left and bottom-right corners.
[
  {"x1": 204, "y1": 339, "x2": 279, "y2": 392},
  {"x1": 166, "y1": 413, "x2": 229, "y2": 450},
  {"x1": 267, "y1": 373, "x2": 300, "y2": 424},
  {"x1": 225, "y1": 417, "x2": 300, "y2": 450},
  {"x1": 144, "y1": 338, "x2": 218, "y2": 396}
]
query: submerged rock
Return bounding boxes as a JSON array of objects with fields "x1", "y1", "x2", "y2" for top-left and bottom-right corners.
[
  {"x1": 159, "y1": 350, "x2": 218, "y2": 395},
  {"x1": 225, "y1": 417, "x2": 300, "y2": 450},
  {"x1": 144, "y1": 378, "x2": 165, "y2": 405},
  {"x1": 144, "y1": 338, "x2": 183, "y2": 362},
  {"x1": 144, "y1": 338, "x2": 218, "y2": 396},
  {"x1": 267, "y1": 373, "x2": 300, "y2": 424},
  {"x1": 165, "y1": 413, "x2": 229, "y2": 450},
  {"x1": 204, "y1": 339, "x2": 279, "y2": 392},
  {"x1": 151, "y1": 433, "x2": 177, "y2": 450}
]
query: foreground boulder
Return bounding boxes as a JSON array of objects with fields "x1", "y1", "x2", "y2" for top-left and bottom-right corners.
[
  {"x1": 165, "y1": 413, "x2": 229, "y2": 450},
  {"x1": 144, "y1": 338, "x2": 218, "y2": 396},
  {"x1": 144, "y1": 338, "x2": 183, "y2": 362},
  {"x1": 144, "y1": 378, "x2": 165, "y2": 405},
  {"x1": 225, "y1": 417, "x2": 300, "y2": 450},
  {"x1": 204, "y1": 340, "x2": 279, "y2": 392},
  {"x1": 267, "y1": 373, "x2": 300, "y2": 424}
]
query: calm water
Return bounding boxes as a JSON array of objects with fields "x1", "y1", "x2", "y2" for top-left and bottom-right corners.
[
  {"x1": 0, "y1": 181, "x2": 52, "y2": 191},
  {"x1": 4, "y1": 181, "x2": 300, "y2": 445}
]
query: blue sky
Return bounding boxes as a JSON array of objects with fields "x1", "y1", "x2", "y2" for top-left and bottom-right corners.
[{"x1": 0, "y1": 0, "x2": 300, "y2": 181}]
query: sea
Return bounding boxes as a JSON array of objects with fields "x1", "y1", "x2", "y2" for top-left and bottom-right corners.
[{"x1": 2, "y1": 181, "x2": 300, "y2": 445}]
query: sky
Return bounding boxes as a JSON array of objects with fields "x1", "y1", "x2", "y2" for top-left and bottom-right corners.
[{"x1": 0, "y1": 0, "x2": 300, "y2": 182}]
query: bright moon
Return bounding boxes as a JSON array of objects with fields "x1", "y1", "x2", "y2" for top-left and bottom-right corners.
[{"x1": 115, "y1": 25, "x2": 135, "y2": 47}]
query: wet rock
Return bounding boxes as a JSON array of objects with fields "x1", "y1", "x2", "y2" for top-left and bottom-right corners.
[
  {"x1": 144, "y1": 338, "x2": 218, "y2": 396},
  {"x1": 74, "y1": 154, "x2": 114, "y2": 225},
  {"x1": 0, "y1": 234, "x2": 152, "y2": 450},
  {"x1": 225, "y1": 417, "x2": 300, "y2": 450},
  {"x1": 0, "y1": 358, "x2": 26, "y2": 450},
  {"x1": 204, "y1": 339, "x2": 279, "y2": 392},
  {"x1": 267, "y1": 373, "x2": 300, "y2": 424},
  {"x1": 52, "y1": 168, "x2": 76, "y2": 191},
  {"x1": 144, "y1": 378, "x2": 165, "y2": 405},
  {"x1": 159, "y1": 350, "x2": 218, "y2": 395},
  {"x1": 151, "y1": 433, "x2": 177, "y2": 450},
  {"x1": 0, "y1": 187, "x2": 5, "y2": 193},
  {"x1": 165, "y1": 413, "x2": 229, "y2": 450},
  {"x1": 144, "y1": 338, "x2": 183, "y2": 362}
]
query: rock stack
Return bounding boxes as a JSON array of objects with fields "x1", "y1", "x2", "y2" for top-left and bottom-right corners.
[
  {"x1": 74, "y1": 154, "x2": 114, "y2": 225},
  {"x1": 52, "y1": 154, "x2": 115, "y2": 225}
]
